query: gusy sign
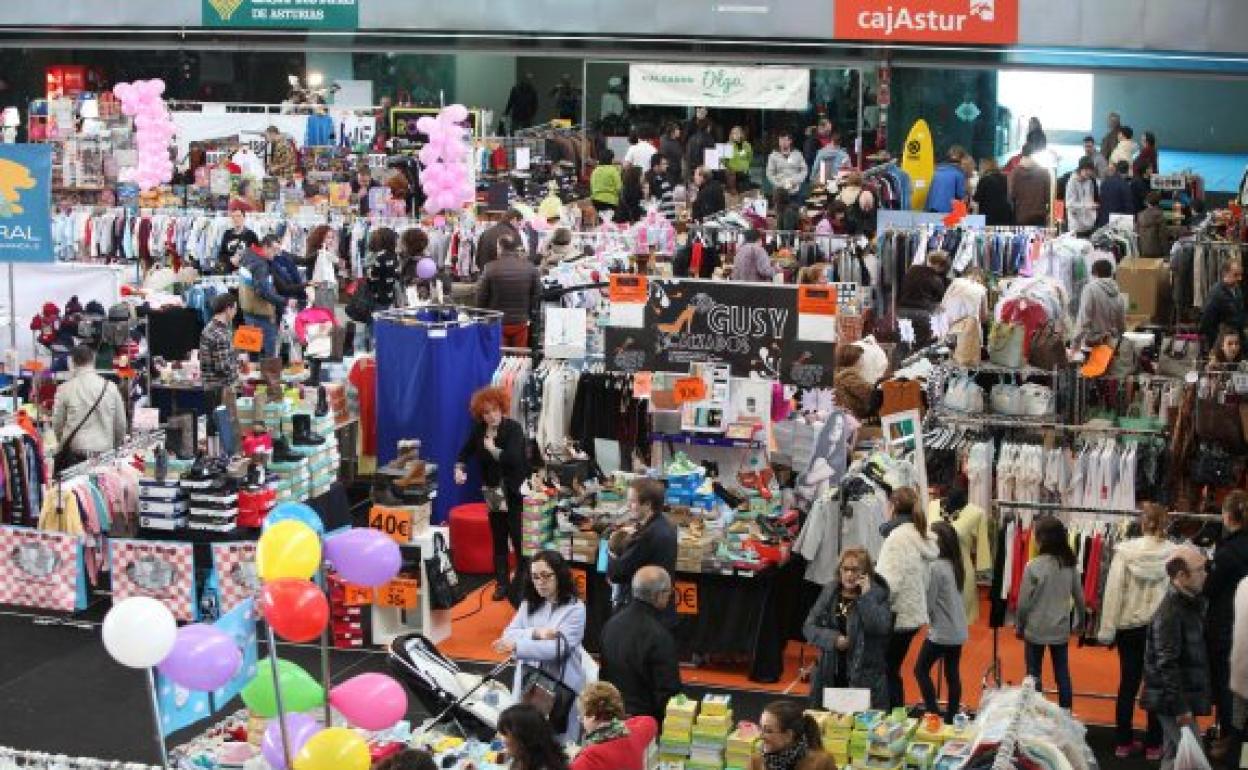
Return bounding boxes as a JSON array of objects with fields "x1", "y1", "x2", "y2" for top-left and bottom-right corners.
[{"x1": 835, "y1": 0, "x2": 1018, "y2": 45}]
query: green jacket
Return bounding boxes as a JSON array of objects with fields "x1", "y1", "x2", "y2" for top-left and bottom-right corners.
[
  {"x1": 725, "y1": 141, "x2": 753, "y2": 174},
  {"x1": 590, "y1": 164, "x2": 622, "y2": 206}
]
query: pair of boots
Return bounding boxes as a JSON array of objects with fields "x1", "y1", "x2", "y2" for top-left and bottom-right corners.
[{"x1": 384, "y1": 439, "x2": 427, "y2": 488}]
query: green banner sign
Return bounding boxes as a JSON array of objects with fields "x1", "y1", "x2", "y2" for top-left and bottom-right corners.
[{"x1": 203, "y1": 0, "x2": 358, "y2": 29}]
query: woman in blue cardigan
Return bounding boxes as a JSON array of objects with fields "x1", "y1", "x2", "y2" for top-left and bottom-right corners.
[{"x1": 495, "y1": 549, "x2": 588, "y2": 741}]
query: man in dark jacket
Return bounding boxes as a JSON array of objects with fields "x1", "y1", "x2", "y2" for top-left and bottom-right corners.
[
  {"x1": 607, "y1": 478, "x2": 678, "y2": 609},
  {"x1": 690, "y1": 166, "x2": 726, "y2": 222},
  {"x1": 1142, "y1": 546, "x2": 1211, "y2": 770},
  {"x1": 476, "y1": 209, "x2": 523, "y2": 271},
  {"x1": 503, "y1": 73, "x2": 538, "y2": 132},
  {"x1": 270, "y1": 249, "x2": 307, "y2": 307},
  {"x1": 1098, "y1": 161, "x2": 1136, "y2": 226},
  {"x1": 238, "y1": 236, "x2": 291, "y2": 358},
  {"x1": 600, "y1": 566, "x2": 682, "y2": 723},
  {"x1": 896, "y1": 250, "x2": 951, "y2": 346},
  {"x1": 1200, "y1": 260, "x2": 1246, "y2": 352},
  {"x1": 1202, "y1": 491, "x2": 1248, "y2": 763},
  {"x1": 476, "y1": 235, "x2": 540, "y2": 348},
  {"x1": 659, "y1": 123, "x2": 685, "y2": 185}
]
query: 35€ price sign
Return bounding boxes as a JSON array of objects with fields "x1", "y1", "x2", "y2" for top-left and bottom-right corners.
[
  {"x1": 672, "y1": 376, "x2": 708, "y2": 404},
  {"x1": 674, "y1": 580, "x2": 699, "y2": 615},
  {"x1": 376, "y1": 577, "x2": 419, "y2": 609},
  {"x1": 369, "y1": 505, "x2": 413, "y2": 544}
]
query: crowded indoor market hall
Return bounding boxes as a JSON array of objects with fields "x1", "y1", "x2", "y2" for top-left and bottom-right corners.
[{"x1": 1, "y1": 2, "x2": 1248, "y2": 770}]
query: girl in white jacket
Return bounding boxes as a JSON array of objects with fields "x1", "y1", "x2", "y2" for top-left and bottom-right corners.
[
  {"x1": 1097, "y1": 504, "x2": 1174, "y2": 759},
  {"x1": 875, "y1": 486, "x2": 939, "y2": 709}
]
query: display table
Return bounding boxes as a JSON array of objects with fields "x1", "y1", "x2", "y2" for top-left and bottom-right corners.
[
  {"x1": 371, "y1": 525, "x2": 453, "y2": 646},
  {"x1": 577, "y1": 562, "x2": 788, "y2": 683}
]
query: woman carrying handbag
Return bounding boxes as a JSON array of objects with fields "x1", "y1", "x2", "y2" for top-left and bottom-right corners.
[{"x1": 495, "y1": 550, "x2": 587, "y2": 741}]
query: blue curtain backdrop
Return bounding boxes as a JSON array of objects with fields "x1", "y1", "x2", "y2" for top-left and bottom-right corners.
[{"x1": 375, "y1": 313, "x2": 501, "y2": 522}]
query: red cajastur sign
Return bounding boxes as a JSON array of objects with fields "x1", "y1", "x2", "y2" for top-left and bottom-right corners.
[{"x1": 835, "y1": 0, "x2": 1019, "y2": 45}]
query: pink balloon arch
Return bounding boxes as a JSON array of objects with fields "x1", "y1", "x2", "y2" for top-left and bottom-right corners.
[
  {"x1": 112, "y1": 79, "x2": 175, "y2": 192},
  {"x1": 419, "y1": 104, "x2": 474, "y2": 214}
]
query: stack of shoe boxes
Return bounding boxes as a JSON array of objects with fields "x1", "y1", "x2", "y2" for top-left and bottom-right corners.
[
  {"x1": 185, "y1": 476, "x2": 239, "y2": 533},
  {"x1": 520, "y1": 493, "x2": 555, "y2": 557},
  {"x1": 138, "y1": 478, "x2": 188, "y2": 532},
  {"x1": 327, "y1": 572, "x2": 366, "y2": 648}
]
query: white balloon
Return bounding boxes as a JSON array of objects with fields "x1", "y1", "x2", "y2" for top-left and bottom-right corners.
[{"x1": 102, "y1": 596, "x2": 177, "y2": 669}]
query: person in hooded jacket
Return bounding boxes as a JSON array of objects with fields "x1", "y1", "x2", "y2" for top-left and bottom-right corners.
[
  {"x1": 875, "y1": 486, "x2": 939, "y2": 709},
  {"x1": 803, "y1": 546, "x2": 893, "y2": 709},
  {"x1": 1097, "y1": 504, "x2": 1176, "y2": 759},
  {"x1": 1075, "y1": 259, "x2": 1125, "y2": 347},
  {"x1": 1137, "y1": 192, "x2": 1172, "y2": 258},
  {"x1": 1204, "y1": 491, "x2": 1248, "y2": 764}
]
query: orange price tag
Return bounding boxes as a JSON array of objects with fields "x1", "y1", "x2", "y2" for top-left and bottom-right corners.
[
  {"x1": 369, "y1": 505, "x2": 413, "y2": 544},
  {"x1": 343, "y1": 584, "x2": 374, "y2": 607},
  {"x1": 21, "y1": 360, "x2": 46, "y2": 373},
  {"x1": 609, "y1": 274, "x2": 648, "y2": 304},
  {"x1": 672, "y1": 376, "x2": 708, "y2": 404},
  {"x1": 376, "y1": 577, "x2": 419, "y2": 609},
  {"x1": 569, "y1": 567, "x2": 588, "y2": 600},
  {"x1": 1052, "y1": 199, "x2": 1066, "y2": 225},
  {"x1": 674, "y1": 580, "x2": 699, "y2": 615},
  {"x1": 633, "y1": 371, "x2": 653, "y2": 399},
  {"x1": 798, "y1": 285, "x2": 838, "y2": 316},
  {"x1": 233, "y1": 325, "x2": 264, "y2": 353}
]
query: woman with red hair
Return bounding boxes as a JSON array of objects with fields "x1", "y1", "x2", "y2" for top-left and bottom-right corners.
[{"x1": 456, "y1": 386, "x2": 530, "y2": 601}]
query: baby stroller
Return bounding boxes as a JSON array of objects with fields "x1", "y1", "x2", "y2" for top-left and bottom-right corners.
[{"x1": 387, "y1": 633, "x2": 515, "y2": 740}]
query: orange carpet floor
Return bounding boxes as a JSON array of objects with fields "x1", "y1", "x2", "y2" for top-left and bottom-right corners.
[{"x1": 441, "y1": 585, "x2": 1136, "y2": 727}]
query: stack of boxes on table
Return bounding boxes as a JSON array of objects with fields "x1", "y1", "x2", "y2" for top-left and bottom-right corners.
[
  {"x1": 326, "y1": 571, "x2": 366, "y2": 648},
  {"x1": 659, "y1": 694, "x2": 733, "y2": 770},
  {"x1": 521, "y1": 492, "x2": 556, "y2": 557}
]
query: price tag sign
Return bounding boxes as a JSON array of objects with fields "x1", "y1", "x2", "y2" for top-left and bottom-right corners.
[
  {"x1": 674, "y1": 580, "x2": 699, "y2": 616},
  {"x1": 798, "y1": 286, "x2": 838, "y2": 316},
  {"x1": 633, "y1": 371, "x2": 653, "y2": 399},
  {"x1": 233, "y1": 326, "x2": 264, "y2": 353},
  {"x1": 376, "y1": 578, "x2": 419, "y2": 609},
  {"x1": 368, "y1": 505, "x2": 413, "y2": 544},
  {"x1": 343, "y1": 584, "x2": 374, "y2": 607},
  {"x1": 569, "y1": 568, "x2": 588, "y2": 599},
  {"x1": 672, "y1": 376, "x2": 708, "y2": 404},
  {"x1": 609, "y1": 274, "x2": 648, "y2": 305}
]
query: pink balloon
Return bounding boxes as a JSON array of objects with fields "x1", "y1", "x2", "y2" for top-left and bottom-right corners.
[
  {"x1": 442, "y1": 104, "x2": 469, "y2": 124},
  {"x1": 328, "y1": 673, "x2": 408, "y2": 731},
  {"x1": 151, "y1": 79, "x2": 166, "y2": 96},
  {"x1": 414, "y1": 116, "x2": 437, "y2": 134},
  {"x1": 418, "y1": 145, "x2": 440, "y2": 167}
]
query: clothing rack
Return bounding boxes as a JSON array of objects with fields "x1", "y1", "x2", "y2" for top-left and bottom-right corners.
[
  {"x1": 995, "y1": 500, "x2": 1221, "y2": 521},
  {"x1": 55, "y1": 429, "x2": 166, "y2": 482},
  {"x1": 373, "y1": 304, "x2": 503, "y2": 329},
  {"x1": 930, "y1": 409, "x2": 1167, "y2": 436},
  {"x1": 0, "y1": 746, "x2": 159, "y2": 770}
]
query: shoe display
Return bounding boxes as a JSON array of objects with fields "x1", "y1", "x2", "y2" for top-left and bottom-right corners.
[
  {"x1": 272, "y1": 436, "x2": 301, "y2": 464},
  {"x1": 260, "y1": 356, "x2": 284, "y2": 399},
  {"x1": 243, "y1": 460, "x2": 267, "y2": 490},
  {"x1": 394, "y1": 459, "x2": 428, "y2": 488},
  {"x1": 315, "y1": 385, "x2": 329, "y2": 417},
  {"x1": 381, "y1": 439, "x2": 420, "y2": 475},
  {"x1": 292, "y1": 414, "x2": 325, "y2": 446}
]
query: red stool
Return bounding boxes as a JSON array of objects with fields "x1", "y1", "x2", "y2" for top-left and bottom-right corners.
[{"x1": 448, "y1": 503, "x2": 494, "y2": 575}]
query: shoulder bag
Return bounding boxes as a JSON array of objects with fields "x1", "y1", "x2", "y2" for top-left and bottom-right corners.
[
  {"x1": 1158, "y1": 336, "x2": 1200, "y2": 379},
  {"x1": 949, "y1": 316, "x2": 982, "y2": 367},
  {"x1": 344, "y1": 279, "x2": 376, "y2": 324},
  {"x1": 520, "y1": 631, "x2": 578, "y2": 734},
  {"x1": 54, "y1": 381, "x2": 109, "y2": 474},
  {"x1": 423, "y1": 532, "x2": 464, "y2": 610},
  {"x1": 1028, "y1": 322, "x2": 1067, "y2": 371},
  {"x1": 987, "y1": 322, "x2": 1025, "y2": 369}
]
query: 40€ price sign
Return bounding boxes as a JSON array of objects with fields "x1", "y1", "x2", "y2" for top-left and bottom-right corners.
[{"x1": 369, "y1": 505, "x2": 413, "y2": 544}]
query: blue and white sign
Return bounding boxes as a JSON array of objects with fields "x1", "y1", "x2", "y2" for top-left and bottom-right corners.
[{"x1": 0, "y1": 144, "x2": 52, "y2": 263}]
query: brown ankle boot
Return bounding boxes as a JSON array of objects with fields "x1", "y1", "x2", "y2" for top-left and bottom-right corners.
[
  {"x1": 261, "y1": 357, "x2": 284, "y2": 400},
  {"x1": 394, "y1": 459, "x2": 427, "y2": 488}
]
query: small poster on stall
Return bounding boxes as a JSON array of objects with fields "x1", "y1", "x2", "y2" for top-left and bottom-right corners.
[
  {"x1": 544, "y1": 307, "x2": 588, "y2": 359},
  {"x1": 111, "y1": 539, "x2": 198, "y2": 622}
]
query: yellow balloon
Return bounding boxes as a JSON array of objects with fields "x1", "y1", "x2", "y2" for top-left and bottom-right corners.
[
  {"x1": 257, "y1": 520, "x2": 322, "y2": 581},
  {"x1": 293, "y1": 727, "x2": 370, "y2": 770}
]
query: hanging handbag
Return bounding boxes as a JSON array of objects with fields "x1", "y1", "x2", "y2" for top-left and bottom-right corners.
[
  {"x1": 949, "y1": 316, "x2": 982, "y2": 367},
  {"x1": 520, "y1": 632, "x2": 578, "y2": 734},
  {"x1": 987, "y1": 322, "x2": 1025, "y2": 369},
  {"x1": 1158, "y1": 336, "x2": 1200, "y2": 379},
  {"x1": 1028, "y1": 322, "x2": 1067, "y2": 371},
  {"x1": 423, "y1": 532, "x2": 464, "y2": 610},
  {"x1": 990, "y1": 383, "x2": 1023, "y2": 416},
  {"x1": 344, "y1": 279, "x2": 376, "y2": 324}
]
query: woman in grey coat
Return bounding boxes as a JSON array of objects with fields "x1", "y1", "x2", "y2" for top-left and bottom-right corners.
[
  {"x1": 803, "y1": 546, "x2": 894, "y2": 709},
  {"x1": 497, "y1": 550, "x2": 587, "y2": 741}
]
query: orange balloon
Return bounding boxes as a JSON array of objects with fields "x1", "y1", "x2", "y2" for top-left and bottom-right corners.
[{"x1": 260, "y1": 579, "x2": 329, "y2": 643}]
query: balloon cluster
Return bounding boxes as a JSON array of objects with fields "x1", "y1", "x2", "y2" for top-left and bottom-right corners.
[
  {"x1": 112, "y1": 79, "x2": 175, "y2": 191},
  {"x1": 100, "y1": 503, "x2": 410, "y2": 770},
  {"x1": 418, "y1": 104, "x2": 474, "y2": 214}
]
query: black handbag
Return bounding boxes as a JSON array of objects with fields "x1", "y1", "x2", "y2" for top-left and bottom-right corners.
[
  {"x1": 520, "y1": 632, "x2": 577, "y2": 734},
  {"x1": 423, "y1": 532, "x2": 463, "y2": 610},
  {"x1": 344, "y1": 279, "x2": 376, "y2": 324}
]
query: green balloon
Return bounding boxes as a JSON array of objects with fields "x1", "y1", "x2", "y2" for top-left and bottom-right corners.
[{"x1": 241, "y1": 658, "x2": 325, "y2": 718}]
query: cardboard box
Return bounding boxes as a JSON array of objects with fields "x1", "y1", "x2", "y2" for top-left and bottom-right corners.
[{"x1": 1116, "y1": 257, "x2": 1171, "y2": 321}]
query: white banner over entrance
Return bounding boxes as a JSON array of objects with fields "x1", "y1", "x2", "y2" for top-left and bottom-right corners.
[{"x1": 628, "y1": 63, "x2": 810, "y2": 110}]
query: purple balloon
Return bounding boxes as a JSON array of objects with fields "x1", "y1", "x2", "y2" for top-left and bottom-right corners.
[
  {"x1": 415, "y1": 258, "x2": 437, "y2": 281},
  {"x1": 157, "y1": 624, "x2": 241, "y2": 691},
  {"x1": 324, "y1": 529, "x2": 401, "y2": 588},
  {"x1": 262, "y1": 713, "x2": 320, "y2": 770}
]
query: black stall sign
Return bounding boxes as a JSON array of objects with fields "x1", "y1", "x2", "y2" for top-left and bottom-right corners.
[
  {"x1": 390, "y1": 107, "x2": 479, "y2": 143},
  {"x1": 604, "y1": 278, "x2": 835, "y2": 386}
]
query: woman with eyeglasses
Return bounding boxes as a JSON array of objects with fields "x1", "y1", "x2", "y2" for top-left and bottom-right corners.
[
  {"x1": 751, "y1": 699, "x2": 837, "y2": 770},
  {"x1": 802, "y1": 546, "x2": 893, "y2": 709},
  {"x1": 494, "y1": 550, "x2": 587, "y2": 740}
]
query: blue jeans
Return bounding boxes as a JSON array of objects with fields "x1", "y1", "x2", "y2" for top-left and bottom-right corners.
[
  {"x1": 1025, "y1": 642, "x2": 1073, "y2": 708},
  {"x1": 243, "y1": 314, "x2": 278, "y2": 358}
]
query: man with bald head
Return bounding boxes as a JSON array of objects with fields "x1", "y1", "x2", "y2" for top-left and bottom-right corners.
[
  {"x1": 599, "y1": 565, "x2": 682, "y2": 723},
  {"x1": 1142, "y1": 545, "x2": 1212, "y2": 770}
]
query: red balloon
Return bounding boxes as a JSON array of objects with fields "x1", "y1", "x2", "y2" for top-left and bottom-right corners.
[{"x1": 260, "y1": 579, "x2": 329, "y2": 643}]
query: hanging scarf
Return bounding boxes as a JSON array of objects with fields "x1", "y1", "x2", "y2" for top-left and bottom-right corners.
[
  {"x1": 583, "y1": 719, "x2": 630, "y2": 746},
  {"x1": 763, "y1": 737, "x2": 809, "y2": 770}
]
